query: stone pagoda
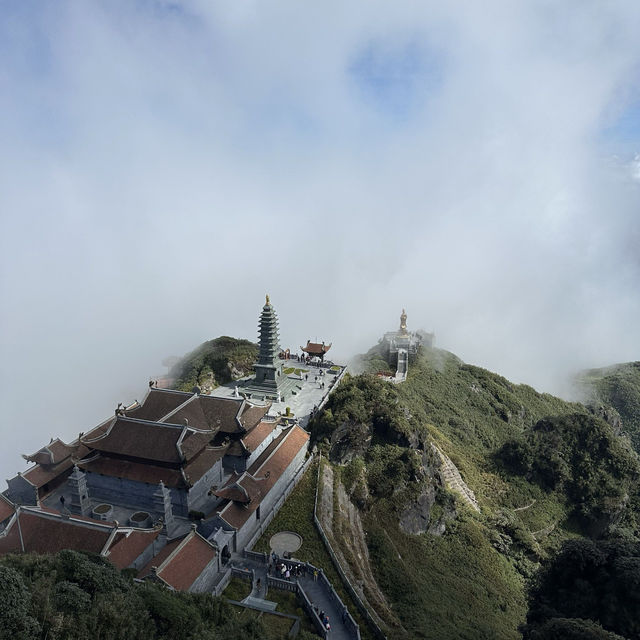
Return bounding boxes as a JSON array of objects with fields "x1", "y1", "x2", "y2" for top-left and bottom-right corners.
[{"x1": 244, "y1": 295, "x2": 297, "y2": 401}]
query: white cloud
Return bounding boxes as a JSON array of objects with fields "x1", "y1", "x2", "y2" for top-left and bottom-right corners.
[{"x1": 1, "y1": 0, "x2": 640, "y2": 475}]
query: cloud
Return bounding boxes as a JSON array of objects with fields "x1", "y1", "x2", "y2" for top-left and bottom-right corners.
[{"x1": 1, "y1": 0, "x2": 640, "y2": 475}]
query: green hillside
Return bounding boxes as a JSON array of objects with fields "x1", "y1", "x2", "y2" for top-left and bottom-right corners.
[
  {"x1": 170, "y1": 336, "x2": 258, "y2": 392},
  {"x1": 309, "y1": 345, "x2": 640, "y2": 639},
  {"x1": 577, "y1": 362, "x2": 640, "y2": 452}
]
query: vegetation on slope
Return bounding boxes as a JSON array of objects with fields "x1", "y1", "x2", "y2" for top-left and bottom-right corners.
[
  {"x1": 524, "y1": 539, "x2": 640, "y2": 639},
  {"x1": 171, "y1": 336, "x2": 257, "y2": 392},
  {"x1": 0, "y1": 549, "x2": 291, "y2": 640},
  {"x1": 308, "y1": 345, "x2": 640, "y2": 639},
  {"x1": 578, "y1": 362, "x2": 640, "y2": 452}
]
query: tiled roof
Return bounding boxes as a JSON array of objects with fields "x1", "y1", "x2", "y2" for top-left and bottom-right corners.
[
  {"x1": 199, "y1": 396, "x2": 245, "y2": 433},
  {"x1": 78, "y1": 454, "x2": 187, "y2": 488},
  {"x1": 24, "y1": 439, "x2": 77, "y2": 465},
  {"x1": 0, "y1": 509, "x2": 112, "y2": 555},
  {"x1": 157, "y1": 533, "x2": 216, "y2": 591},
  {"x1": 125, "y1": 389, "x2": 192, "y2": 421},
  {"x1": 179, "y1": 430, "x2": 215, "y2": 462},
  {"x1": 82, "y1": 417, "x2": 187, "y2": 464},
  {"x1": 219, "y1": 425, "x2": 309, "y2": 529},
  {"x1": 0, "y1": 494, "x2": 15, "y2": 523},
  {"x1": 22, "y1": 442, "x2": 91, "y2": 489},
  {"x1": 241, "y1": 420, "x2": 276, "y2": 453},
  {"x1": 138, "y1": 538, "x2": 181, "y2": 579},
  {"x1": 139, "y1": 531, "x2": 216, "y2": 591},
  {"x1": 238, "y1": 404, "x2": 270, "y2": 431},
  {"x1": 105, "y1": 528, "x2": 161, "y2": 569},
  {"x1": 301, "y1": 341, "x2": 332, "y2": 354},
  {"x1": 225, "y1": 440, "x2": 248, "y2": 457},
  {"x1": 0, "y1": 508, "x2": 159, "y2": 570},
  {"x1": 183, "y1": 446, "x2": 227, "y2": 485}
]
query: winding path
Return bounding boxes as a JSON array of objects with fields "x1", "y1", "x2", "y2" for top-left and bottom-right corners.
[{"x1": 233, "y1": 556, "x2": 356, "y2": 639}]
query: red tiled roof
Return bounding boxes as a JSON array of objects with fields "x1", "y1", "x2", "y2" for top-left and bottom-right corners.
[
  {"x1": 301, "y1": 341, "x2": 331, "y2": 355},
  {"x1": 125, "y1": 389, "x2": 192, "y2": 421},
  {"x1": 106, "y1": 528, "x2": 161, "y2": 569},
  {"x1": 0, "y1": 510, "x2": 113, "y2": 556},
  {"x1": 0, "y1": 494, "x2": 15, "y2": 523},
  {"x1": 219, "y1": 425, "x2": 309, "y2": 529},
  {"x1": 157, "y1": 533, "x2": 216, "y2": 591},
  {"x1": 78, "y1": 454, "x2": 186, "y2": 488},
  {"x1": 138, "y1": 538, "x2": 182, "y2": 579},
  {"x1": 22, "y1": 443, "x2": 91, "y2": 490},
  {"x1": 241, "y1": 420, "x2": 276, "y2": 453},
  {"x1": 138, "y1": 532, "x2": 216, "y2": 591}
]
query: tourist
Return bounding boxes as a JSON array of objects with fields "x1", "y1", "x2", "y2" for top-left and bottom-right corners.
[
  {"x1": 313, "y1": 569, "x2": 318, "y2": 582},
  {"x1": 285, "y1": 568, "x2": 290, "y2": 580}
]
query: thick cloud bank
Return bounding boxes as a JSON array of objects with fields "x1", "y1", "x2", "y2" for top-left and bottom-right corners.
[{"x1": 1, "y1": 1, "x2": 639, "y2": 474}]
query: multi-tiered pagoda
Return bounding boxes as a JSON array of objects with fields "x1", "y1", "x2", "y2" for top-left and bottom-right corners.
[{"x1": 244, "y1": 295, "x2": 297, "y2": 401}]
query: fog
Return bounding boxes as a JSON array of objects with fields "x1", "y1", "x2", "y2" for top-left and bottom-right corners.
[{"x1": 1, "y1": 1, "x2": 639, "y2": 477}]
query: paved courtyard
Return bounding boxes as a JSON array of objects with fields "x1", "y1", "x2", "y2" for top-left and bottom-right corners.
[
  {"x1": 210, "y1": 362, "x2": 346, "y2": 428},
  {"x1": 269, "y1": 531, "x2": 302, "y2": 556}
]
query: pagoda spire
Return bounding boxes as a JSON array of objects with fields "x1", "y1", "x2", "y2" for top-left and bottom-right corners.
[{"x1": 257, "y1": 294, "x2": 280, "y2": 366}]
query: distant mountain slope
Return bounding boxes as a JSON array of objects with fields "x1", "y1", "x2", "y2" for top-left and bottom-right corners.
[
  {"x1": 578, "y1": 362, "x2": 640, "y2": 452},
  {"x1": 170, "y1": 336, "x2": 257, "y2": 392},
  {"x1": 310, "y1": 345, "x2": 640, "y2": 639}
]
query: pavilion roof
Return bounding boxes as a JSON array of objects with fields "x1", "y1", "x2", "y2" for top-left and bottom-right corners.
[{"x1": 301, "y1": 341, "x2": 332, "y2": 355}]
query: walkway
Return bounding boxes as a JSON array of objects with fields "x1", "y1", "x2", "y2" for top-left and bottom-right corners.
[{"x1": 231, "y1": 556, "x2": 356, "y2": 640}]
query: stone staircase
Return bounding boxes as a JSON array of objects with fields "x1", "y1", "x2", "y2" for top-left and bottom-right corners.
[
  {"x1": 394, "y1": 348, "x2": 408, "y2": 382},
  {"x1": 431, "y1": 444, "x2": 480, "y2": 512}
]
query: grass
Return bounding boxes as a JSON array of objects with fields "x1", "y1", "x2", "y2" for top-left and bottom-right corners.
[
  {"x1": 265, "y1": 588, "x2": 317, "y2": 635},
  {"x1": 253, "y1": 459, "x2": 374, "y2": 639},
  {"x1": 222, "y1": 576, "x2": 252, "y2": 601},
  {"x1": 284, "y1": 367, "x2": 306, "y2": 376},
  {"x1": 365, "y1": 506, "x2": 527, "y2": 639}
]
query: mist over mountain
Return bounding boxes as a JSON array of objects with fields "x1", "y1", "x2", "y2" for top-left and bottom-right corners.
[{"x1": 1, "y1": 3, "x2": 640, "y2": 497}]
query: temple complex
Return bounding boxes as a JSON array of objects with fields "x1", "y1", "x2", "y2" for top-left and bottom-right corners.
[
  {"x1": 0, "y1": 295, "x2": 347, "y2": 595},
  {"x1": 382, "y1": 309, "x2": 434, "y2": 381}
]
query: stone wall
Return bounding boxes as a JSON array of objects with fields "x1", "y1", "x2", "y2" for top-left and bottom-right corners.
[
  {"x1": 189, "y1": 556, "x2": 221, "y2": 593},
  {"x1": 85, "y1": 473, "x2": 189, "y2": 517},
  {"x1": 187, "y1": 459, "x2": 224, "y2": 513}
]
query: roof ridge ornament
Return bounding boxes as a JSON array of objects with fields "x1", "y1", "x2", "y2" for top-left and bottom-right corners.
[{"x1": 265, "y1": 294, "x2": 270, "y2": 306}]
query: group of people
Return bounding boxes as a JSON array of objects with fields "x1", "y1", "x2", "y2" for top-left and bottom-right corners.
[
  {"x1": 312, "y1": 606, "x2": 332, "y2": 633},
  {"x1": 269, "y1": 559, "x2": 305, "y2": 581}
]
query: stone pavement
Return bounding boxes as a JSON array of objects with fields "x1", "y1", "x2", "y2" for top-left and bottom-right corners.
[
  {"x1": 232, "y1": 556, "x2": 357, "y2": 639},
  {"x1": 210, "y1": 363, "x2": 346, "y2": 428}
]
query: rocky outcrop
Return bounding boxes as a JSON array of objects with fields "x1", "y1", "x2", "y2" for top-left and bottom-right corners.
[
  {"x1": 399, "y1": 485, "x2": 436, "y2": 535},
  {"x1": 587, "y1": 403, "x2": 623, "y2": 434},
  {"x1": 329, "y1": 422, "x2": 371, "y2": 464}
]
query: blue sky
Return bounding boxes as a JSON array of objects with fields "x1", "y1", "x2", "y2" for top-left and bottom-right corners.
[{"x1": 1, "y1": 0, "x2": 640, "y2": 474}]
